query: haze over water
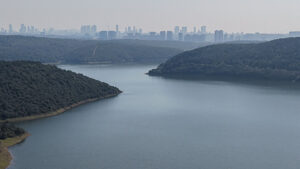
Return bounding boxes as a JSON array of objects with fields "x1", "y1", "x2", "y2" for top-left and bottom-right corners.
[{"x1": 9, "y1": 65, "x2": 300, "y2": 169}]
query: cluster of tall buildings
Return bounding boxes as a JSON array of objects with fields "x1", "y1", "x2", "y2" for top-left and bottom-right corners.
[
  {"x1": 214, "y1": 30, "x2": 224, "y2": 42},
  {"x1": 1, "y1": 24, "x2": 40, "y2": 34},
  {"x1": 1, "y1": 24, "x2": 300, "y2": 42},
  {"x1": 80, "y1": 25, "x2": 97, "y2": 35},
  {"x1": 110, "y1": 25, "x2": 208, "y2": 42}
]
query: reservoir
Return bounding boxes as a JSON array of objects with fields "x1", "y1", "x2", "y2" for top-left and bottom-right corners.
[{"x1": 8, "y1": 64, "x2": 300, "y2": 169}]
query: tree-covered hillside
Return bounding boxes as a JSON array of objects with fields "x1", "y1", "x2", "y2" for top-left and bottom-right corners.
[
  {"x1": 148, "y1": 38, "x2": 300, "y2": 82},
  {"x1": 0, "y1": 123, "x2": 25, "y2": 140},
  {"x1": 0, "y1": 61, "x2": 121, "y2": 120},
  {"x1": 63, "y1": 42, "x2": 181, "y2": 64},
  {"x1": 109, "y1": 39, "x2": 212, "y2": 51},
  {"x1": 0, "y1": 35, "x2": 182, "y2": 64}
]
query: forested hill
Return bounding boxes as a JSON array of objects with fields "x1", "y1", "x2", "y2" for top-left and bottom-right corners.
[
  {"x1": 109, "y1": 39, "x2": 212, "y2": 51},
  {"x1": 0, "y1": 35, "x2": 181, "y2": 64},
  {"x1": 0, "y1": 61, "x2": 121, "y2": 120},
  {"x1": 0, "y1": 123, "x2": 25, "y2": 139},
  {"x1": 63, "y1": 42, "x2": 181, "y2": 64},
  {"x1": 148, "y1": 38, "x2": 300, "y2": 82}
]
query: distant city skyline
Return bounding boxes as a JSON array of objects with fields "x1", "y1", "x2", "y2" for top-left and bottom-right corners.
[
  {"x1": 2, "y1": 23, "x2": 300, "y2": 43},
  {"x1": 1, "y1": 23, "x2": 300, "y2": 35},
  {"x1": 1, "y1": 0, "x2": 300, "y2": 33}
]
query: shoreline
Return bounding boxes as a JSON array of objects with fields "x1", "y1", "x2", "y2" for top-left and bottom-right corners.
[
  {"x1": 0, "y1": 93, "x2": 120, "y2": 123},
  {"x1": 0, "y1": 93, "x2": 120, "y2": 169},
  {"x1": 0, "y1": 133, "x2": 30, "y2": 169}
]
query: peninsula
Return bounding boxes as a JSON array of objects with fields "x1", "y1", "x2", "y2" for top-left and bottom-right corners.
[{"x1": 148, "y1": 38, "x2": 300, "y2": 82}]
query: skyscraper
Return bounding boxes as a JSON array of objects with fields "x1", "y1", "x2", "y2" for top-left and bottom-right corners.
[
  {"x1": 214, "y1": 30, "x2": 224, "y2": 42},
  {"x1": 149, "y1": 32, "x2": 156, "y2": 37},
  {"x1": 138, "y1": 28, "x2": 143, "y2": 34},
  {"x1": 116, "y1": 25, "x2": 119, "y2": 32},
  {"x1": 108, "y1": 31, "x2": 117, "y2": 40},
  {"x1": 9, "y1": 24, "x2": 13, "y2": 34},
  {"x1": 19, "y1": 24, "x2": 26, "y2": 33},
  {"x1": 201, "y1": 26, "x2": 207, "y2": 34},
  {"x1": 174, "y1": 26, "x2": 180, "y2": 34},
  {"x1": 182, "y1": 26, "x2": 187, "y2": 34},
  {"x1": 160, "y1": 31, "x2": 166, "y2": 40},
  {"x1": 81, "y1": 25, "x2": 92, "y2": 34},
  {"x1": 178, "y1": 32, "x2": 184, "y2": 41},
  {"x1": 91, "y1": 25, "x2": 97, "y2": 34},
  {"x1": 133, "y1": 26, "x2": 136, "y2": 34},
  {"x1": 289, "y1": 31, "x2": 300, "y2": 37},
  {"x1": 0, "y1": 28, "x2": 6, "y2": 33},
  {"x1": 27, "y1": 26, "x2": 31, "y2": 33},
  {"x1": 167, "y1": 31, "x2": 173, "y2": 41},
  {"x1": 99, "y1": 31, "x2": 108, "y2": 40}
]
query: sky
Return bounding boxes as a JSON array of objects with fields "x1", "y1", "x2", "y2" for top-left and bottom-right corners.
[{"x1": 1, "y1": 0, "x2": 300, "y2": 33}]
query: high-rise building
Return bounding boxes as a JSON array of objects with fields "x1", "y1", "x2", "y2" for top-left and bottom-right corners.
[
  {"x1": 128, "y1": 26, "x2": 132, "y2": 33},
  {"x1": 133, "y1": 26, "x2": 136, "y2": 34},
  {"x1": 48, "y1": 28, "x2": 54, "y2": 34},
  {"x1": 182, "y1": 26, "x2": 188, "y2": 34},
  {"x1": 0, "y1": 28, "x2": 6, "y2": 34},
  {"x1": 99, "y1": 31, "x2": 108, "y2": 40},
  {"x1": 108, "y1": 31, "x2": 117, "y2": 40},
  {"x1": 160, "y1": 31, "x2": 166, "y2": 40},
  {"x1": 115, "y1": 25, "x2": 120, "y2": 38},
  {"x1": 127, "y1": 33, "x2": 134, "y2": 39},
  {"x1": 26, "y1": 26, "x2": 35, "y2": 34},
  {"x1": 81, "y1": 25, "x2": 92, "y2": 34},
  {"x1": 178, "y1": 32, "x2": 184, "y2": 41},
  {"x1": 149, "y1": 32, "x2": 156, "y2": 37},
  {"x1": 27, "y1": 26, "x2": 30, "y2": 33},
  {"x1": 80, "y1": 26, "x2": 84, "y2": 34},
  {"x1": 91, "y1": 25, "x2": 97, "y2": 34},
  {"x1": 31, "y1": 26, "x2": 35, "y2": 33},
  {"x1": 9, "y1": 24, "x2": 13, "y2": 34},
  {"x1": 224, "y1": 33, "x2": 228, "y2": 41},
  {"x1": 289, "y1": 31, "x2": 300, "y2": 37},
  {"x1": 80, "y1": 25, "x2": 97, "y2": 35},
  {"x1": 193, "y1": 27, "x2": 197, "y2": 34},
  {"x1": 201, "y1": 26, "x2": 207, "y2": 34},
  {"x1": 116, "y1": 25, "x2": 119, "y2": 32},
  {"x1": 214, "y1": 30, "x2": 224, "y2": 42},
  {"x1": 174, "y1": 26, "x2": 180, "y2": 34},
  {"x1": 138, "y1": 28, "x2": 143, "y2": 34},
  {"x1": 19, "y1": 24, "x2": 26, "y2": 33},
  {"x1": 167, "y1": 31, "x2": 173, "y2": 41}
]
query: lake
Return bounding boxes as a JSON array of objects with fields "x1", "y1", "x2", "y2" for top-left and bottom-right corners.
[{"x1": 8, "y1": 64, "x2": 300, "y2": 169}]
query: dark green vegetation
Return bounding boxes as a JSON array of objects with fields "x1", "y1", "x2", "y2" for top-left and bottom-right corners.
[
  {"x1": 0, "y1": 61, "x2": 121, "y2": 120},
  {"x1": 149, "y1": 38, "x2": 300, "y2": 82},
  {"x1": 0, "y1": 123, "x2": 25, "y2": 140},
  {"x1": 0, "y1": 35, "x2": 182, "y2": 64},
  {"x1": 63, "y1": 42, "x2": 181, "y2": 64},
  {"x1": 110, "y1": 39, "x2": 212, "y2": 51}
]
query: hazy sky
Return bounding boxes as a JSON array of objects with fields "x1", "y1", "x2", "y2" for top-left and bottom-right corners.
[{"x1": 1, "y1": 0, "x2": 300, "y2": 33}]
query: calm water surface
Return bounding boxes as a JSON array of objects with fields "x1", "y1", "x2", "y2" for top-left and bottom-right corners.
[{"x1": 8, "y1": 64, "x2": 300, "y2": 169}]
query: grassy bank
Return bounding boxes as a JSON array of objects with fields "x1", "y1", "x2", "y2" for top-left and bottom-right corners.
[{"x1": 0, "y1": 133, "x2": 30, "y2": 169}]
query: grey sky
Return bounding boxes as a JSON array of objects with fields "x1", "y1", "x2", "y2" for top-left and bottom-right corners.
[{"x1": 1, "y1": 0, "x2": 300, "y2": 33}]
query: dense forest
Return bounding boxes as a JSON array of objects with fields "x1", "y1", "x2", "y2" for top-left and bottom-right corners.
[
  {"x1": 148, "y1": 38, "x2": 300, "y2": 82},
  {"x1": 63, "y1": 42, "x2": 181, "y2": 64},
  {"x1": 0, "y1": 123, "x2": 25, "y2": 140},
  {"x1": 0, "y1": 61, "x2": 121, "y2": 120},
  {"x1": 0, "y1": 35, "x2": 182, "y2": 64},
  {"x1": 109, "y1": 39, "x2": 212, "y2": 51}
]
